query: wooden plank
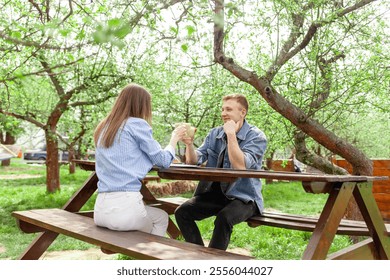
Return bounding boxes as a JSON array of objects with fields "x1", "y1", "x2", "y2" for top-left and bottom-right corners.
[
  {"x1": 327, "y1": 238, "x2": 378, "y2": 260},
  {"x1": 247, "y1": 216, "x2": 371, "y2": 236},
  {"x1": 372, "y1": 160, "x2": 390, "y2": 169},
  {"x1": 334, "y1": 159, "x2": 390, "y2": 222},
  {"x1": 17, "y1": 220, "x2": 45, "y2": 233},
  {"x1": 268, "y1": 160, "x2": 295, "y2": 172},
  {"x1": 62, "y1": 171, "x2": 98, "y2": 212},
  {"x1": 373, "y1": 169, "x2": 390, "y2": 175},
  {"x1": 157, "y1": 197, "x2": 390, "y2": 236},
  {"x1": 334, "y1": 159, "x2": 390, "y2": 173},
  {"x1": 142, "y1": 175, "x2": 161, "y2": 183},
  {"x1": 12, "y1": 209, "x2": 251, "y2": 260},
  {"x1": 73, "y1": 160, "x2": 96, "y2": 171},
  {"x1": 74, "y1": 159, "x2": 387, "y2": 183},
  {"x1": 373, "y1": 193, "x2": 390, "y2": 202},
  {"x1": 158, "y1": 167, "x2": 386, "y2": 183},
  {"x1": 17, "y1": 171, "x2": 99, "y2": 260},
  {"x1": 373, "y1": 183, "x2": 390, "y2": 192},
  {"x1": 302, "y1": 181, "x2": 333, "y2": 193},
  {"x1": 18, "y1": 231, "x2": 60, "y2": 260},
  {"x1": 303, "y1": 183, "x2": 355, "y2": 259},
  {"x1": 353, "y1": 183, "x2": 390, "y2": 259}
]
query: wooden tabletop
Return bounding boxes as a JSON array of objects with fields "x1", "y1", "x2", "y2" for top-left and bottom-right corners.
[
  {"x1": 73, "y1": 160, "x2": 388, "y2": 183},
  {"x1": 158, "y1": 166, "x2": 388, "y2": 182}
]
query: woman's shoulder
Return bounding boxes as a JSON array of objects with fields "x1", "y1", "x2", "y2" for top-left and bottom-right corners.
[
  {"x1": 123, "y1": 118, "x2": 151, "y2": 134},
  {"x1": 125, "y1": 117, "x2": 150, "y2": 127}
]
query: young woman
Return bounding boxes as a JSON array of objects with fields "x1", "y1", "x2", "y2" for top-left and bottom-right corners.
[{"x1": 93, "y1": 83, "x2": 186, "y2": 236}]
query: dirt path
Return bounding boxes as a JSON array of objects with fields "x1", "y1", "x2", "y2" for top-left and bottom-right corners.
[
  {"x1": 40, "y1": 248, "x2": 117, "y2": 260},
  {"x1": 40, "y1": 245, "x2": 251, "y2": 260},
  {"x1": 0, "y1": 174, "x2": 42, "y2": 179}
]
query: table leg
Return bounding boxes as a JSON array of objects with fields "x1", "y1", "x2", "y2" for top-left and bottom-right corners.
[
  {"x1": 140, "y1": 182, "x2": 182, "y2": 239},
  {"x1": 18, "y1": 231, "x2": 59, "y2": 260},
  {"x1": 353, "y1": 182, "x2": 390, "y2": 259},
  {"x1": 18, "y1": 172, "x2": 98, "y2": 260},
  {"x1": 302, "y1": 182, "x2": 355, "y2": 259}
]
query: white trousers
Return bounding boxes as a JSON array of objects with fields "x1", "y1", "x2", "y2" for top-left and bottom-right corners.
[{"x1": 94, "y1": 191, "x2": 168, "y2": 237}]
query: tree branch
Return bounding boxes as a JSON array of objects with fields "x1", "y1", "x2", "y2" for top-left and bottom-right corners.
[
  {"x1": 294, "y1": 130, "x2": 348, "y2": 175},
  {"x1": 28, "y1": 0, "x2": 44, "y2": 22},
  {"x1": 0, "y1": 54, "x2": 96, "y2": 83},
  {"x1": 266, "y1": 0, "x2": 377, "y2": 80},
  {"x1": 0, "y1": 30, "x2": 88, "y2": 51},
  {"x1": 0, "y1": 109, "x2": 45, "y2": 128},
  {"x1": 68, "y1": 76, "x2": 130, "y2": 107}
]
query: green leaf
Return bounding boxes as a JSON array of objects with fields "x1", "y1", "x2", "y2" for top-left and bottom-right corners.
[
  {"x1": 59, "y1": 29, "x2": 71, "y2": 37},
  {"x1": 181, "y1": 44, "x2": 188, "y2": 52},
  {"x1": 186, "y1": 25, "x2": 195, "y2": 36},
  {"x1": 92, "y1": 29, "x2": 108, "y2": 43},
  {"x1": 107, "y1": 18, "x2": 122, "y2": 27},
  {"x1": 113, "y1": 25, "x2": 132, "y2": 39},
  {"x1": 170, "y1": 26, "x2": 178, "y2": 35},
  {"x1": 11, "y1": 31, "x2": 22, "y2": 39}
]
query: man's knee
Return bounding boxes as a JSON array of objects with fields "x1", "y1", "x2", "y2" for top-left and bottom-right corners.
[
  {"x1": 214, "y1": 211, "x2": 233, "y2": 228},
  {"x1": 174, "y1": 203, "x2": 189, "y2": 220}
]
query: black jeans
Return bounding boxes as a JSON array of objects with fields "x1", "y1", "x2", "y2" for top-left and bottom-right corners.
[{"x1": 174, "y1": 186, "x2": 259, "y2": 250}]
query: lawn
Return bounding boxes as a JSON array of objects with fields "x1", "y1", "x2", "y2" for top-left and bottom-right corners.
[{"x1": 0, "y1": 158, "x2": 352, "y2": 260}]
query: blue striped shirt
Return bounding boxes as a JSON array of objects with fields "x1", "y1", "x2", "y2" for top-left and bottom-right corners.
[{"x1": 95, "y1": 117, "x2": 175, "y2": 193}]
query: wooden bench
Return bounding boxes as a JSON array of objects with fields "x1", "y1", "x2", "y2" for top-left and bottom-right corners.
[
  {"x1": 18, "y1": 160, "x2": 388, "y2": 260},
  {"x1": 12, "y1": 208, "x2": 251, "y2": 260},
  {"x1": 142, "y1": 175, "x2": 161, "y2": 183},
  {"x1": 157, "y1": 197, "x2": 390, "y2": 237}
]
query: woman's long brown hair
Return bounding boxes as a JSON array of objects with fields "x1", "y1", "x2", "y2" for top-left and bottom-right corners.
[{"x1": 94, "y1": 83, "x2": 152, "y2": 148}]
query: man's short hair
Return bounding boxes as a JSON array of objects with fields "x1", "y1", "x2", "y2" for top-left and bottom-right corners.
[{"x1": 222, "y1": 94, "x2": 249, "y2": 114}]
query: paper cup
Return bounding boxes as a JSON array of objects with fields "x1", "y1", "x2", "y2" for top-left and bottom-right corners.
[{"x1": 175, "y1": 123, "x2": 196, "y2": 138}]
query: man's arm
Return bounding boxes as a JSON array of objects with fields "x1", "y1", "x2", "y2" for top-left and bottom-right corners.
[
  {"x1": 184, "y1": 143, "x2": 198, "y2": 165},
  {"x1": 226, "y1": 133, "x2": 246, "y2": 169},
  {"x1": 224, "y1": 120, "x2": 246, "y2": 169}
]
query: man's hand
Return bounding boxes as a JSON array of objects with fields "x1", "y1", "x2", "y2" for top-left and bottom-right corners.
[
  {"x1": 223, "y1": 120, "x2": 239, "y2": 135},
  {"x1": 181, "y1": 128, "x2": 196, "y2": 145},
  {"x1": 223, "y1": 120, "x2": 245, "y2": 169}
]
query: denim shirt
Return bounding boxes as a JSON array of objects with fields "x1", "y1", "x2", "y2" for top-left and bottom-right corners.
[{"x1": 194, "y1": 120, "x2": 267, "y2": 213}]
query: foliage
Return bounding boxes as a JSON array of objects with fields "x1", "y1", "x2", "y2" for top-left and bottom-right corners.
[{"x1": 0, "y1": 1, "x2": 389, "y2": 182}]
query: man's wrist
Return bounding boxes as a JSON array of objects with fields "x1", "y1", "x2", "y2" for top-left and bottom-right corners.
[{"x1": 185, "y1": 143, "x2": 194, "y2": 148}]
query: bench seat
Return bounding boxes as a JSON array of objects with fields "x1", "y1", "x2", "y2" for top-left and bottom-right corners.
[
  {"x1": 142, "y1": 175, "x2": 161, "y2": 183},
  {"x1": 12, "y1": 208, "x2": 251, "y2": 260},
  {"x1": 157, "y1": 197, "x2": 390, "y2": 236}
]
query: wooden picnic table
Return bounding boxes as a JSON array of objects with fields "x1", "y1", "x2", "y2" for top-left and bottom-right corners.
[
  {"x1": 157, "y1": 164, "x2": 390, "y2": 259},
  {"x1": 12, "y1": 160, "x2": 390, "y2": 260}
]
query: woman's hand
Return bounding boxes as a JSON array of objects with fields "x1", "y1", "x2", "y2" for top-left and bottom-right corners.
[
  {"x1": 181, "y1": 127, "x2": 197, "y2": 145},
  {"x1": 170, "y1": 125, "x2": 187, "y2": 145}
]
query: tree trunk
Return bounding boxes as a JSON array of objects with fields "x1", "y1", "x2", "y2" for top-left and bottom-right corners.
[
  {"x1": 45, "y1": 130, "x2": 60, "y2": 193},
  {"x1": 68, "y1": 147, "x2": 75, "y2": 174},
  {"x1": 294, "y1": 131, "x2": 348, "y2": 175}
]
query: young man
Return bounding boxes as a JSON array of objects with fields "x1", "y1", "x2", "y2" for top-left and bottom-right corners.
[{"x1": 175, "y1": 94, "x2": 267, "y2": 250}]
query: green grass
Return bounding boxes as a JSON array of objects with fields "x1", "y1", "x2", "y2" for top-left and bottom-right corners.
[{"x1": 0, "y1": 158, "x2": 352, "y2": 260}]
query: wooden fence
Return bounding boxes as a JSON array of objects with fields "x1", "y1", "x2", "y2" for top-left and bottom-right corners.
[
  {"x1": 333, "y1": 159, "x2": 390, "y2": 222},
  {"x1": 265, "y1": 159, "x2": 295, "y2": 184}
]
